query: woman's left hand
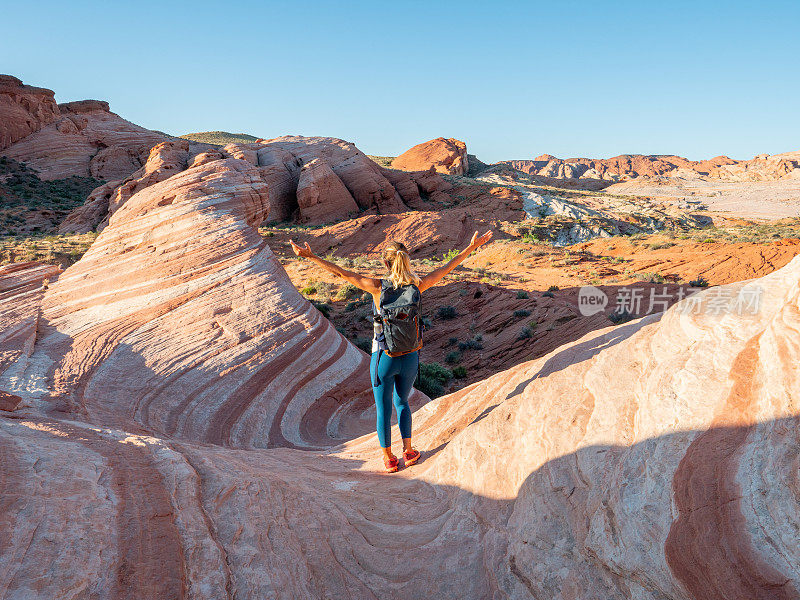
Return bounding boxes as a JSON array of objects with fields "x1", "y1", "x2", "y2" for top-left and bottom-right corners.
[
  {"x1": 470, "y1": 230, "x2": 493, "y2": 250},
  {"x1": 289, "y1": 239, "x2": 315, "y2": 258}
]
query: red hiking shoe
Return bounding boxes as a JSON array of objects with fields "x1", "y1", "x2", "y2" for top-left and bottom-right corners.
[
  {"x1": 403, "y1": 448, "x2": 421, "y2": 467},
  {"x1": 383, "y1": 455, "x2": 399, "y2": 473}
]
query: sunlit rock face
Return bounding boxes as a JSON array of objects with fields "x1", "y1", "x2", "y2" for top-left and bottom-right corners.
[
  {"x1": 392, "y1": 137, "x2": 469, "y2": 175},
  {"x1": 3, "y1": 156, "x2": 390, "y2": 448},
  {"x1": 59, "y1": 135, "x2": 450, "y2": 233},
  {"x1": 1, "y1": 144, "x2": 800, "y2": 598},
  {"x1": 0, "y1": 74, "x2": 60, "y2": 150}
]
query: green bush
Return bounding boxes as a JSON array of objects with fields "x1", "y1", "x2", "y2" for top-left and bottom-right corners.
[
  {"x1": 445, "y1": 351, "x2": 461, "y2": 364},
  {"x1": 312, "y1": 301, "x2": 331, "y2": 318},
  {"x1": 547, "y1": 285, "x2": 559, "y2": 292},
  {"x1": 634, "y1": 272, "x2": 665, "y2": 284},
  {"x1": 334, "y1": 283, "x2": 360, "y2": 301},
  {"x1": 452, "y1": 365, "x2": 467, "y2": 379},
  {"x1": 300, "y1": 285, "x2": 317, "y2": 295},
  {"x1": 516, "y1": 290, "x2": 529, "y2": 299},
  {"x1": 542, "y1": 290, "x2": 555, "y2": 298},
  {"x1": 458, "y1": 336, "x2": 483, "y2": 351},
  {"x1": 437, "y1": 305, "x2": 457, "y2": 319},
  {"x1": 514, "y1": 309, "x2": 531, "y2": 318},
  {"x1": 441, "y1": 248, "x2": 460, "y2": 262},
  {"x1": 689, "y1": 276, "x2": 709, "y2": 288},
  {"x1": 608, "y1": 309, "x2": 635, "y2": 325},
  {"x1": 354, "y1": 337, "x2": 372, "y2": 352},
  {"x1": 417, "y1": 362, "x2": 453, "y2": 398}
]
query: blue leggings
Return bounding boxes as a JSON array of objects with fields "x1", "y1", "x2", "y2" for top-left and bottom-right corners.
[{"x1": 370, "y1": 350, "x2": 418, "y2": 448}]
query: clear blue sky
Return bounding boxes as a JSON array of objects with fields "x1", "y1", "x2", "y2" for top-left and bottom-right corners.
[{"x1": 3, "y1": 0, "x2": 798, "y2": 163}]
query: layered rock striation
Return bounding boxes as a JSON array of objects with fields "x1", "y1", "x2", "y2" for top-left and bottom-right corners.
[
  {"x1": 2, "y1": 151, "x2": 800, "y2": 597},
  {"x1": 0, "y1": 75, "x2": 60, "y2": 151},
  {"x1": 60, "y1": 135, "x2": 454, "y2": 233}
]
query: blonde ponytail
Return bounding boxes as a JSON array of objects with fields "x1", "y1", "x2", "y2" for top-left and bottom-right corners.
[{"x1": 383, "y1": 242, "x2": 421, "y2": 289}]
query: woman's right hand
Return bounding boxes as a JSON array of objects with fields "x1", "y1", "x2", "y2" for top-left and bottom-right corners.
[
  {"x1": 289, "y1": 239, "x2": 315, "y2": 258},
  {"x1": 469, "y1": 230, "x2": 493, "y2": 250}
]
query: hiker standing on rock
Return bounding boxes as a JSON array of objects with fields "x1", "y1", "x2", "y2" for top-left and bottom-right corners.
[{"x1": 290, "y1": 231, "x2": 492, "y2": 472}]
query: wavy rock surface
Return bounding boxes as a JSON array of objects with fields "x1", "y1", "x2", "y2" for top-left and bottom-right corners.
[
  {"x1": 2, "y1": 152, "x2": 800, "y2": 598},
  {"x1": 2, "y1": 156, "x2": 403, "y2": 447}
]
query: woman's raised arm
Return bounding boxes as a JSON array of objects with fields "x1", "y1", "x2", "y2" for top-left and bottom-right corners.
[
  {"x1": 418, "y1": 230, "x2": 492, "y2": 292},
  {"x1": 289, "y1": 239, "x2": 382, "y2": 295}
]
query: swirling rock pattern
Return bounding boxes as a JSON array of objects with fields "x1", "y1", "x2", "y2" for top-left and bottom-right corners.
[
  {"x1": 3, "y1": 156, "x2": 397, "y2": 448},
  {"x1": 1, "y1": 149, "x2": 800, "y2": 598}
]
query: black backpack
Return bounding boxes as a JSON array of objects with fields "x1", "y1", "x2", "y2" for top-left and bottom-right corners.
[{"x1": 373, "y1": 279, "x2": 423, "y2": 358}]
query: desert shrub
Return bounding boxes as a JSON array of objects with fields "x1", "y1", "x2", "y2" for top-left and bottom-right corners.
[
  {"x1": 441, "y1": 248, "x2": 459, "y2": 262},
  {"x1": 608, "y1": 309, "x2": 635, "y2": 325},
  {"x1": 458, "y1": 336, "x2": 484, "y2": 351},
  {"x1": 634, "y1": 272, "x2": 665, "y2": 284},
  {"x1": 646, "y1": 241, "x2": 675, "y2": 250},
  {"x1": 514, "y1": 309, "x2": 531, "y2": 318},
  {"x1": 689, "y1": 276, "x2": 709, "y2": 288},
  {"x1": 417, "y1": 362, "x2": 453, "y2": 398},
  {"x1": 547, "y1": 285, "x2": 559, "y2": 292},
  {"x1": 344, "y1": 301, "x2": 359, "y2": 312},
  {"x1": 522, "y1": 231, "x2": 545, "y2": 243},
  {"x1": 517, "y1": 326, "x2": 533, "y2": 340},
  {"x1": 516, "y1": 290, "x2": 529, "y2": 299},
  {"x1": 437, "y1": 305, "x2": 457, "y2": 320},
  {"x1": 354, "y1": 337, "x2": 372, "y2": 353},
  {"x1": 542, "y1": 290, "x2": 554, "y2": 298},
  {"x1": 335, "y1": 283, "x2": 360, "y2": 301},
  {"x1": 452, "y1": 366, "x2": 467, "y2": 379},
  {"x1": 300, "y1": 285, "x2": 317, "y2": 295},
  {"x1": 445, "y1": 336, "x2": 458, "y2": 347},
  {"x1": 445, "y1": 351, "x2": 462, "y2": 364},
  {"x1": 311, "y1": 301, "x2": 331, "y2": 318}
]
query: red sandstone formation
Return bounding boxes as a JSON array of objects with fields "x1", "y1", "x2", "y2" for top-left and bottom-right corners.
[
  {"x1": 392, "y1": 137, "x2": 469, "y2": 175},
  {"x1": 61, "y1": 135, "x2": 453, "y2": 233},
  {"x1": 503, "y1": 151, "x2": 800, "y2": 183},
  {"x1": 295, "y1": 158, "x2": 360, "y2": 224},
  {"x1": 2, "y1": 200, "x2": 799, "y2": 596},
  {"x1": 0, "y1": 261, "x2": 59, "y2": 374},
  {"x1": 0, "y1": 89, "x2": 183, "y2": 181},
  {"x1": 10, "y1": 156, "x2": 414, "y2": 445},
  {"x1": 2, "y1": 74, "x2": 800, "y2": 599},
  {"x1": 59, "y1": 140, "x2": 207, "y2": 234},
  {"x1": 0, "y1": 75, "x2": 60, "y2": 151}
]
